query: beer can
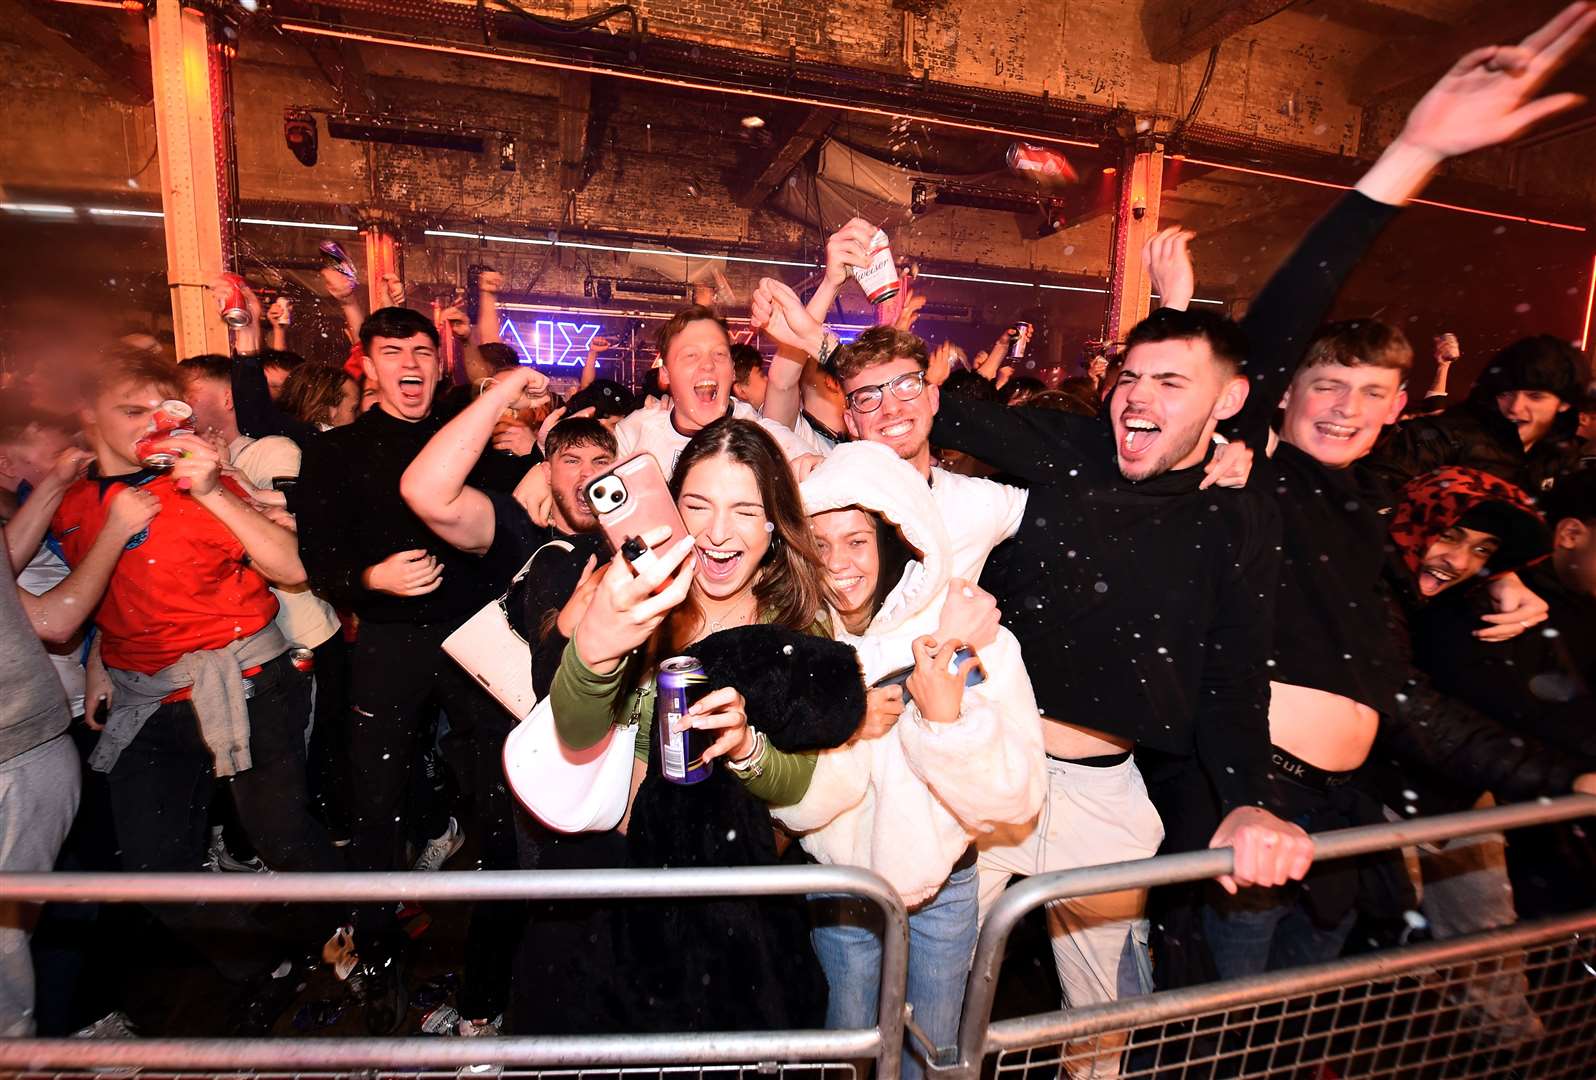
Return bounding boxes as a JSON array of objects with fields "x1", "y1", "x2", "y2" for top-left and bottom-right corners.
[
  {"x1": 134, "y1": 400, "x2": 194, "y2": 469},
  {"x1": 1009, "y1": 322, "x2": 1032, "y2": 361},
  {"x1": 217, "y1": 273, "x2": 251, "y2": 329},
  {"x1": 657, "y1": 655, "x2": 713, "y2": 785},
  {"x1": 289, "y1": 647, "x2": 315, "y2": 674},
  {"x1": 1005, "y1": 142, "x2": 1079, "y2": 183},
  {"x1": 849, "y1": 228, "x2": 901, "y2": 306},
  {"x1": 319, "y1": 240, "x2": 360, "y2": 292}
]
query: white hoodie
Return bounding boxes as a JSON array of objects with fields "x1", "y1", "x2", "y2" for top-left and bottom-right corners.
[
  {"x1": 775, "y1": 442, "x2": 1046, "y2": 906},
  {"x1": 614, "y1": 398, "x2": 812, "y2": 478}
]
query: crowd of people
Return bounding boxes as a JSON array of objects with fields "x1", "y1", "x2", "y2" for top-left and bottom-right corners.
[{"x1": 4, "y1": 5, "x2": 1596, "y2": 1070}]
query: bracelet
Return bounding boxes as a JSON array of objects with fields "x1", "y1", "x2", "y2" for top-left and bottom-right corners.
[
  {"x1": 816, "y1": 330, "x2": 841, "y2": 371},
  {"x1": 725, "y1": 727, "x2": 766, "y2": 778}
]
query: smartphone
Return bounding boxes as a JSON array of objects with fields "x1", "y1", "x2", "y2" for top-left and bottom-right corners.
[
  {"x1": 586, "y1": 453, "x2": 691, "y2": 575},
  {"x1": 871, "y1": 645, "x2": 986, "y2": 707}
]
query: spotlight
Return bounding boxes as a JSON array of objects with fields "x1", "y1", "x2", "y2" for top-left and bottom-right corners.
[
  {"x1": 1036, "y1": 204, "x2": 1067, "y2": 238},
  {"x1": 1101, "y1": 165, "x2": 1117, "y2": 176},
  {"x1": 911, "y1": 181, "x2": 928, "y2": 215},
  {"x1": 284, "y1": 109, "x2": 317, "y2": 167},
  {"x1": 499, "y1": 138, "x2": 517, "y2": 172},
  {"x1": 740, "y1": 115, "x2": 765, "y2": 129}
]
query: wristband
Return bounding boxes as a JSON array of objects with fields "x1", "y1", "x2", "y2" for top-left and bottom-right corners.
[
  {"x1": 816, "y1": 331, "x2": 842, "y2": 373},
  {"x1": 726, "y1": 727, "x2": 767, "y2": 778}
]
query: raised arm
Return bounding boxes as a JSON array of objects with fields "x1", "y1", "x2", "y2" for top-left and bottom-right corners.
[
  {"x1": 932, "y1": 392, "x2": 1102, "y2": 485},
  {"x1": 759, "y1": 220, "x2": 874, "y2": 430},
  {"x1": 4, "y1": 447, "x2": 91, "y2": 572},
  {"x1": 1228, "y1": 2, "x2": 1596, "y2": 444},
  {"x1": 401, "y1": 367, "x2": 547, "y2": 556},
  {"x1": 15, "y1": 487, "x2": 160, "y2": 643}
]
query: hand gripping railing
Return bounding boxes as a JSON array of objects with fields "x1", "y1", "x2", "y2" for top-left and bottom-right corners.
[
  {"x1": 937, "y1": 793, "x2": 1596, "y2": 1080},
  {"x1": 0, "y1": 864, "x2": 909, "y2": 1079}
]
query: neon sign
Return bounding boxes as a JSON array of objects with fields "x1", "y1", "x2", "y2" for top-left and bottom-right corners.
[{"x1": 499, "y1": 317, "x2": 601, "y2": 368}]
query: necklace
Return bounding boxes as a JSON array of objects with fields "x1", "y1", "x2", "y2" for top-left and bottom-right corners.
[{"x1": 701, "y1": 596, "x2": 756, "y2": 638}]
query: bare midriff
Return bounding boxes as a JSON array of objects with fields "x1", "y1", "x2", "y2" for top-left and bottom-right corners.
[
  {"x1": 1269, "y1": 681, "x2": 1380, "y2": 774},
  {"x1": 1041, "y1": 716, "x2": 1134, "y2": 760}
]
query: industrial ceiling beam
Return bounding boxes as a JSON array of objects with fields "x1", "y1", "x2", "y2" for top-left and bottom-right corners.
[
  {"x1": 3, "y1": 0, "x2": 151, "y2": 105},
  {"x1": 733, "y1": 107, "x2": 836, "y2": 209},
  {"x1": 1141, "y1": 0, "x2": 1296, "y2": 64},
  {"x1": 557, "y1": 71, "x2": 592, "y2": 195}
]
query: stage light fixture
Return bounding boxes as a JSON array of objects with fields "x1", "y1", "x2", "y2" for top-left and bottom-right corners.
[
  {"x1": 500, "y1": 138, "x2": 518, "y2": 172},
  {"x1": 284, "y1": 109, "x2": 318, "y2": 167},
  {"x1": 741, "y1": 115, "x2": 765, "y2": 129}
]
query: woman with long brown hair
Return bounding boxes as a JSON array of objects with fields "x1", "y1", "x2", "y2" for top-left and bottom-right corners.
[{"x1": 515, "y1": 416, "x2": 863, "y2": 1035}]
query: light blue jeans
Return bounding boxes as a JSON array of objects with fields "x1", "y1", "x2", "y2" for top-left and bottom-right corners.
[{"x1": 812, "y1": 862, "x2": 979, "y2": 1080}]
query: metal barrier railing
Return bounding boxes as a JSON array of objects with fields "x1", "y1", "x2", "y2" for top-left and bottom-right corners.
[
  {"x1": 940, "y1": 793, "x2": 1596, "y2": 1080},
  {"x1": 0, "y1": 864, "x2": 909, "y2": 1080}
]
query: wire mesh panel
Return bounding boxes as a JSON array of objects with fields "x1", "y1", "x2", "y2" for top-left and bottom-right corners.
[{"x1": 988, "y1": 920, "x2": 1596, "y2": 1080}]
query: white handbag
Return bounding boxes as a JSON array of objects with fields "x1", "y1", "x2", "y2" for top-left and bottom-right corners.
[
  {"x1": 503, "y1": 691, "x2": 639, "y2": 834},
  {"x1": 442, "y1": 541, "x2": 567, "y2": 723},
  {"x1": 447, "y1": 538, "x2": 637, "y2": 833}
]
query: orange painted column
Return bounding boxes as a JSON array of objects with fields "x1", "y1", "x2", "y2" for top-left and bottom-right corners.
[{"x1": 1104, "y1": 140, "x2": 1164, "y2": 346}]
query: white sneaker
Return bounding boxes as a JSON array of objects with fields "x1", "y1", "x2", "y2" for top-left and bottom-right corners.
[{"x1": 412, "y1": 817, "x2": 464, "y2": 872}]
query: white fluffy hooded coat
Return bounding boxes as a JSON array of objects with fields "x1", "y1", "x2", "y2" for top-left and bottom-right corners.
[{"x1": 775, "y1": 442, "x2": 1046, "y2": 906}]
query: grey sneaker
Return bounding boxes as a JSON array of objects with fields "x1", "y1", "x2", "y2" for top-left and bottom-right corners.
[
  {"x1": 209, "y1": 825, "x2": 267, "y2": 873},
  {"x1": 412, "y1": 817, "x2": 464, "y2": 872},
  {"x1": 71, "y1": 1010, "x2": 137, "y2": 1039}
]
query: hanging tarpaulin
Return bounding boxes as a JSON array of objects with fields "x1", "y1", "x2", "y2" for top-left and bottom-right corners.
[{"x1": 772, "y1": 139, "x2": 920, "y2": 233}]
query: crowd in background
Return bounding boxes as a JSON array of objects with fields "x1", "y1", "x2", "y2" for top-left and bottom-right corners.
[{"x1": 4, "y1": 6, "x2": 1596, "y2": 1072}]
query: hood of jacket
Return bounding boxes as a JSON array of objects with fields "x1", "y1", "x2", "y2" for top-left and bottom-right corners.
[
  {"x1": 800, "y1": 441, "x2": 951, "y2": 637},
  {"x1": 1389, "y1": 466, "x2": 1548, "y2": 585}
]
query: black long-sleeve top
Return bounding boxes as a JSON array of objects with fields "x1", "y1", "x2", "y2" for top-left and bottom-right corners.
[
  {"x1": 1220, "y1": 191, "x2": 1409, "y2": 710},
  {"x1": 935, "y1": 398, "x2": 1282, "y2": 821},
  {"x1": 296, "y1": 406, "x2": 517, "y2": 627}
]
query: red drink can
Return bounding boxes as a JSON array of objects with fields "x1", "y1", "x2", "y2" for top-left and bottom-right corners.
[
  {"x1": 289, "y1": 647, "x2": 315, "y2": 674},
  {"x1": 217, "y1": 273, "x2": 251, "y2": 328},
  {"x1": 134, "y1": 400, "x2": 194, "y2": 469},
  {"x1": 1009, "y1": 322, "x2": 1032, "y2": 360},
  {"x1": 1006, "y1": 142, "x2": 1079, "y2": 183},
  {"x1": 849, "y1": 228, "x2": 901, "y2": 306}
]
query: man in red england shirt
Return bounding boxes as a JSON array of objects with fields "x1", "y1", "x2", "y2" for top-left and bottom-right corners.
[{"x1": 53, "y1": 343, "x2": 340, "y2": 1034}]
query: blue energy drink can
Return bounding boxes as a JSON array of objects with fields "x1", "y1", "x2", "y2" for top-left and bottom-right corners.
[{"x1": 657, "y1": 656, "x2": 712, "y2": 785}]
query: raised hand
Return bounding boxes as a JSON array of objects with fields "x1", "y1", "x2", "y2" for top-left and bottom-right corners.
[
  {"x1": 364, "y1": 548, "x2": 444, "y2": 597},
  {"x1": 682, "y1": 685, "x2": 756, "y2": 765},
  {"x1": 477, "y1": 269, "x2": 502, "y2": 297},
  {"x1": 934, "y1": 578, "x2": 1000, "y2": 651},
  {"x1": 1144, "y1": 226, "x2": 1196, "y2": 312},
  {"x1": 381, "y1": 273, "x2": 406, "y2": 307},
  {"x1": 573, "y1": 529, "x2": 696, "y2": 669},
  {"x1": 750, "y1": 277, "x2": 826, "y2": 357},
  {"x1": 824, "y1": 218, "x2": 878, "y2": 289},
  {"x1": 267, "y1": 297, "x2": 293, "y2": 327},
  {"x1": 905, "y1": 637, "x2": 980, "y2": 725},
  {"x1": 1400, "y1": 2, "x2": 1596, "y2": 159}
]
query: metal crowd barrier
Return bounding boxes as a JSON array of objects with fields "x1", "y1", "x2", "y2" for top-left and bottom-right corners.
[
  {"x1": 0, "y1": 864, "x2": 909, "y2": 1080},
  {"x1": 939, "y1": 794, "x2": 1596, "y2": 1080}
]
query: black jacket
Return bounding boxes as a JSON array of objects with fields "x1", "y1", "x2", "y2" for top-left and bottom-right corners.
[
  {"x1": 1370, "y1": 560, "x2": 1595, "y2": 819},
  {"x1": 296, "y1": 406, "x2": 521, "y2": 626},
  {"x1": 938, "y1": 398, "x2": 1281, "y2": 851},
  {"x1": 1367, "y1": 389, "x2": 1583, "y2": 497}
]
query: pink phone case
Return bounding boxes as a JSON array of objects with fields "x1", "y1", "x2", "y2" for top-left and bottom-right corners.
[{"x1": 586, "y1": 454, "x2": 691, "y2": 573}]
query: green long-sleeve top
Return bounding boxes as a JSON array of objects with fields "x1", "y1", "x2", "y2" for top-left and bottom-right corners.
[{"x1": 548, "y1": 638, "x2": 817, "y2": 806}]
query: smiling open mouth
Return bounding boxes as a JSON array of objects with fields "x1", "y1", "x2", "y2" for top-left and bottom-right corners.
[
  {"x1": 697, "y1": 546, "x2": 743, "y2": 582},
  {"x1": 1419, "y1": 565, "x2": 1457, "y2": 592},
  {"x1": 1121, "y1": 416, "x2": 1160, "y2": 455},
  {"x1": 693, "y1": 379, "x2": 719, "y2": 406},
  {"x1": 1315, "y1": 421, "x2": 1358, "y2": 440},
  {"x1": 878, "y1": 419, "x2": 914, "y2": 439}
]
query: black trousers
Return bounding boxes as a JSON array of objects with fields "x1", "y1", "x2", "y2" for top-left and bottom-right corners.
[
  {"x1": 105, "y1": 653, "x2": 342, "y2": 982},
  {"x1": 305, "y1": 631, "x2": 352, "y2": 838},
  {"x1": 346, "y1": 619, "x2": 521, "y2": 1018}
]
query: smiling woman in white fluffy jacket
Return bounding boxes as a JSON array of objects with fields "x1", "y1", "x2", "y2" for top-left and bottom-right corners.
[{"x1": 776, "y1": 441, "x2": 1045, "y2": 1080}]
